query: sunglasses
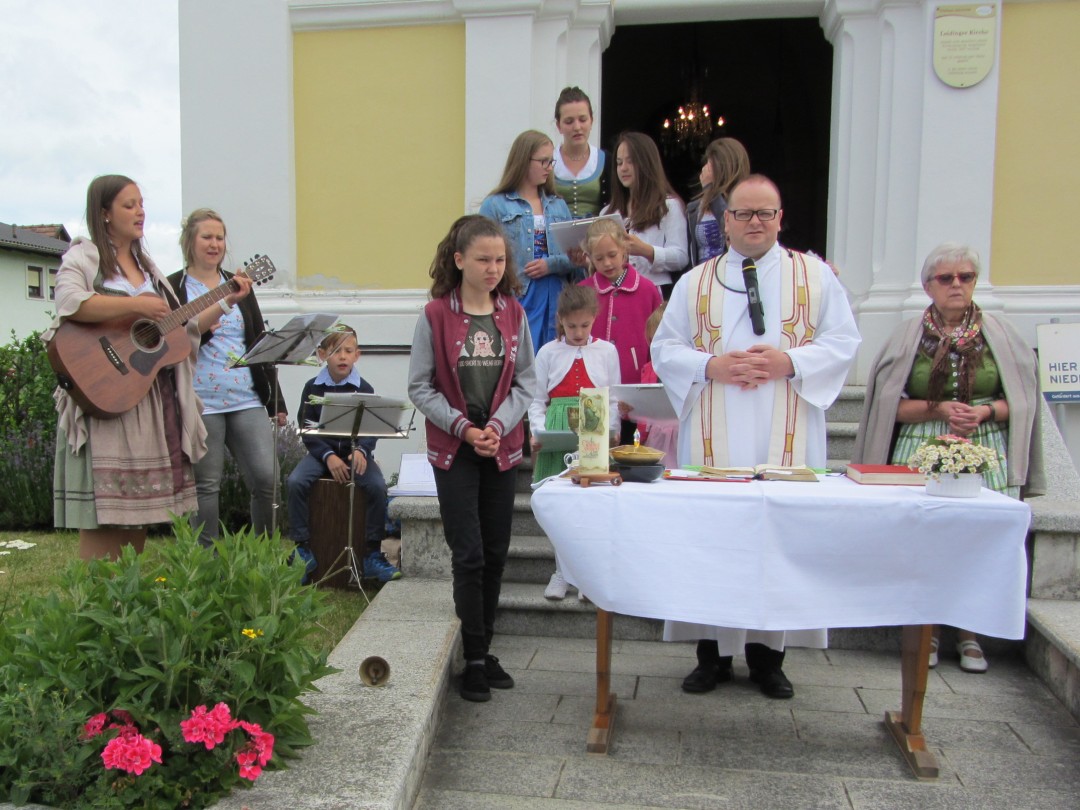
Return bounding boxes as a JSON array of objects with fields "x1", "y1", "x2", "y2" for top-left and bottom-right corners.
[{"x1": 930, "y1": 272, "x2": 977, "y2": 285}]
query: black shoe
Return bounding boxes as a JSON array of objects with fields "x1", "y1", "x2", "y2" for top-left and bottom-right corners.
[
  {"x1": 484, "y1": 655, "x2": 514, "y2": 689},
  {"x1": 749, "y1": 668, "x2": 794, "y2": 699},
  {"x1": 681, "y1": 661, "x2": 733, "y2": 694},
  {"x1": 461, "y1": 664, "x2": 491, "y2": 702}
]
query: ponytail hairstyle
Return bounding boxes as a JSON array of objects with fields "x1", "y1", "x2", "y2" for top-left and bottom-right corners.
[
  {"x1": 429, "y1": 215, "x2": 521, "y2": 299},
  {"x1": 554, "y1": 285, "x2": 599, "y2": 338},
  {"x1": 554, "y1": 86, "x2": 594, "y2": 123},
  {"x1": 86, "y1": 174, "x2": 153, "y2": 280}
]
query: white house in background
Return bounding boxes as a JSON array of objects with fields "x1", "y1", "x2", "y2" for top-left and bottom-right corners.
[{"x1": 0, "y1": 223, "x2": 70, "y2": 341}]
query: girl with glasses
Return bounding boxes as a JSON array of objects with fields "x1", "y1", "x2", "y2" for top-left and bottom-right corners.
[{"x1": 480, "y1": 130, "x2": 583, "y2": 350}]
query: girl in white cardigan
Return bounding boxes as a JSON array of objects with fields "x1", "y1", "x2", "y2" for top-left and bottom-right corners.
[{"x1": 528, "y1": 285, "x2": 620, "y2": 599}]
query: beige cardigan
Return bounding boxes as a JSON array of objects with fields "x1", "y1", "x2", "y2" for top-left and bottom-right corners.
[
  {"x1": 42, "y1": 238, "x2": 208, "y2": 462},
  {"x1": 851, "y1": 312, "x2": 1045, "y2": 496}
]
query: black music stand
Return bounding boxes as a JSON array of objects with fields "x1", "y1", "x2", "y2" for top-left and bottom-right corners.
[
  {"x1": 301, "y1": 393, "x2": 415, "y2": 594},
  {"x1": 229, "y1": 313, "x2": 339, "y2": 535}
]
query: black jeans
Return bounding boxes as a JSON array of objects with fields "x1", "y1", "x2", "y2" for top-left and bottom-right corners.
[{"x1": 433, "y1": 445, "x2": 517, "y2": 662}]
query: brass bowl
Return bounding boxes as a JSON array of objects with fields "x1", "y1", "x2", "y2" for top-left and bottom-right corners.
[{"x1": 609, "y1": 445, "x2": 665, "y2": 466}]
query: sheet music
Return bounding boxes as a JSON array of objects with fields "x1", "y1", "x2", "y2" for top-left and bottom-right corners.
[
  {"x1": 387, "y1": 453, "x2": 438, "y2": 497},
  {"x1": 239, "y1": 313, "x2": 339, "y2": 365},
  {"x1": 307, "y1": 392, "x2": 414, "y2": 438},
  {"x1": 612, "y1": 384, "x2": 678, "y2": 422}
]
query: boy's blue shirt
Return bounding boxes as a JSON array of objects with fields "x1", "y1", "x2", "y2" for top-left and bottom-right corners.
[{"x1": 297, "y1": 369, "x2": 378, "y2": 464}]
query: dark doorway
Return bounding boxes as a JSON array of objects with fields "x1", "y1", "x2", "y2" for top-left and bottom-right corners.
[{"x1": 601, "y1": 18, "x2": 833, "y2": 256}]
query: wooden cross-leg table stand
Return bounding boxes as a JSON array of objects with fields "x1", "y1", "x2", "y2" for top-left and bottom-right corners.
[
  {"x1": 587, "y1": 608, "x2": 617, "y2": 754},
  {"x1": 587, "y1": 614, "x2": 940, "y2": 778},
  {"x1": 884, "y1": 624, "x2": 939, "y2": 779}
]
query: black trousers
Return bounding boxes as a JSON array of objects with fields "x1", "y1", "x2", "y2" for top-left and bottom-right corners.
[
  {"x1": 696, "y1": 639, "x2": 786, "y2": 672},
  {"x1": 433, "y1": 445, "x2": 517, "y2": 662}
]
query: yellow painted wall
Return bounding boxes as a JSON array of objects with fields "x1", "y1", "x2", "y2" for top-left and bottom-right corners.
[
  {"x1": 992, "y1": 2, "x2": 1080, "y2": 286},
  {"x1": 293, "y1": 25, "x2": 465, "y2": 289}
]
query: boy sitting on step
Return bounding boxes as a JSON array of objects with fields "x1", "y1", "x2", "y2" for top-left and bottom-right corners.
[{"x1": 287, "y1": 326, "x2": 402, "y2": 584}]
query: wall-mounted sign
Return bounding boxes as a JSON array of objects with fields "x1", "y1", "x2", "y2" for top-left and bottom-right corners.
[
  {"x1": 933, "y1": 4, "x2": 997, "y2": 89},
  {"x1": 1037, "y1": 323, "x2": 1080, "y2": 403}
]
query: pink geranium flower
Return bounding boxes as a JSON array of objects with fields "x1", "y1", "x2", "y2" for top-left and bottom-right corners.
[
  {"x1": 181, "y1": 702, "x2": 237, "y2": 750},
  {"x1": 101, "y1": 732, "x2": 163, "y2": 776},
  {"x1": 82, "y1": 713, "x2": 108, "y2": 740}
]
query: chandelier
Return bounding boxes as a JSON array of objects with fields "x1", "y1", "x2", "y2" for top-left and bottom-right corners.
[{"x1": 661, "y1": 100, "x2": 723, "y2": 156}]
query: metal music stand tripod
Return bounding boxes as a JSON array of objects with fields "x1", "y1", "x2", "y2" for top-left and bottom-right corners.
[
  {"x1": 229, "y1": 313, "x2": 339, "y2": 536},
  {"x1": 301, "y1": 392, "x2": 415, "y2": 596}
]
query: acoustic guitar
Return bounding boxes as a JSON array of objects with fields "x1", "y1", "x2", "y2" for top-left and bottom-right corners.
[{"x1": 47, "y1": 255, "x2": 276, "y2": 419}]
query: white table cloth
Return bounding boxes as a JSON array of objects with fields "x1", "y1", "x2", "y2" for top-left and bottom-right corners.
[{"x1": 531, "y1": 475, "x2": 1031, "y2": 639}]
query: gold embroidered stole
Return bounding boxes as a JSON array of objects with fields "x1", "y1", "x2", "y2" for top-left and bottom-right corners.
[{"x1": 686, "y1": 251, "x2": 821, "y2": 466}]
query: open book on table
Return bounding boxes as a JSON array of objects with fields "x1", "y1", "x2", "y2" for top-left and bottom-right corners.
[{"x1": 697, "y1": 464, "x2": 820, "y2": 482}]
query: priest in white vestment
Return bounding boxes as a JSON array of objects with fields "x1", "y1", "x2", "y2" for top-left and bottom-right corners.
[{"x1": 651, "y1": 174, "x2": 860, "y2": 698}]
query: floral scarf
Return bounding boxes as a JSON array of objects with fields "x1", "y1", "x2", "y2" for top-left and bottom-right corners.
[{"x1": 920, "y1": 303, "x2": 986, "y2": 405}]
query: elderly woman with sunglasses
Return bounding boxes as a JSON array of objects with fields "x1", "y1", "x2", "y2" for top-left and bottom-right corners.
[{"x1": 852, "y1": 242, "x2": 1045, "y2": 673}]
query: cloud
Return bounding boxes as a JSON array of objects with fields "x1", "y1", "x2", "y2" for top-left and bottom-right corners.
[{"x1": 0, "y1": 0, "x2": 183, "y2": 270}]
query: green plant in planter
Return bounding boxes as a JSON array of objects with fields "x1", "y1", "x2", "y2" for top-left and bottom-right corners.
[{"x1": 0, "y1": 519, "x2": 337, "y2": 808}]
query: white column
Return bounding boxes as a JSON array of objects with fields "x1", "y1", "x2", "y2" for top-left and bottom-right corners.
[{"x1": 821, "y1": 0, "x2": 1003, "y2": 380}]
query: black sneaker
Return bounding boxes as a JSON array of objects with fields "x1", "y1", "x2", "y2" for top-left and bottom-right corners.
[
  {"x1": 484, "y1": 655, "x2": 514, "y2": 689},
  {"x1": 460, "y1": 663, "x2": 490, "y2": 702}
]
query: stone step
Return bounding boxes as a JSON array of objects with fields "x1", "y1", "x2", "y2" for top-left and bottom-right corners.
[
  {"x1": 505, "y1": 534, "x2": 556, "y2": 584},
  {"x1": 825, "y1": 421, "x2": 858, "y2": 462},
  {"x1": 825, "y1": 385, "x2": 867, "y2": 424},
  {"x1": 496, "y1": 581, "x2": 664, "y2": 641}
]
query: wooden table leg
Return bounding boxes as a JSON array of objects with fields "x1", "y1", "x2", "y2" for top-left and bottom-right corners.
[
  {"x1": 586, "y1": 607, "x2": 617, "y2": 754},
  {"x1": 884, "y1": 624, "x2": 939, "y2": 779}
]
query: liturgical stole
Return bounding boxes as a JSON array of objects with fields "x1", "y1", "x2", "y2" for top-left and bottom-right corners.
[{"x1": 685, "y1": 250, "x2": 821, "y2": 467}]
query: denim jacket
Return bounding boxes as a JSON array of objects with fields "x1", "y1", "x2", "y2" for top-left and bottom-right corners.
[{"x1": 478, "y1": 191, "x2": 580, "y2": 293}]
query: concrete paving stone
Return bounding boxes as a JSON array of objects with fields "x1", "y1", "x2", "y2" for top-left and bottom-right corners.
[
  {"x1": 611, "y1": 638, "x2": 696, "y2": 659},
  {"x1": 415, "y1": 788, "x2": 662, "y2": 809},
  {"x1": 610, "y1": 694, "x2": 799, "y2": 739},
  {"x1": 843, "y1": 778, "x2": 1080, "y2": 810},
  {"x1": 858, "y1": 684, "x2": 1077, "y2": 726},
  {"x1": 440, "y1": 688, "x2": 561, "y2": 725},
  {"x1": 933, "y1": 657, "x2": 1052, "y2": 697},
  {"x1": 433, "y1": 714, "x2": 589, "y2": 757},
  {"x1": 941, "y1": 747, "x2": 1080, "y2": 792},
  {"x1": 1008, "y1": 720, "x2": 1080, "y2": 755},
  {"x1": 890, "y1": 713, "x2": 1031, "y2": 755},
  {"x1": 785, "y1": 660, "x2": 903, "y2": 691},
  {"x1": 529, "y1": 646, "x2": 701, "y2": 678},
  {"x1": 497, "y1": 633, "x2": 602, "y2": 654},
  {"x1": 556, "y1": 758, "x2": 851, "y2": 809},
  {"x1": 420, "y1": 749, "x2": 564, "y2": 798},
  {"x1": 604, "y1": 724, "x2": 681, "y2": 766},
  {"x1": 511, "y1": 666, "x2": 640, "y2": 698},
  {"x1": 677, "y1": 728, "x2": 920, "y2": 780}
]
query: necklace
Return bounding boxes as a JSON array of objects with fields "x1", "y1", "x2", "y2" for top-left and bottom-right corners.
[{"x1": 562, "y1": 146, "x2": 589, "y2": 162}]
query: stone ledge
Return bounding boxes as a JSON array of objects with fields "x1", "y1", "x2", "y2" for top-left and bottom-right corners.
[{"x1": 1025, "y1": 598, "x2": 1080, "y2": 723}]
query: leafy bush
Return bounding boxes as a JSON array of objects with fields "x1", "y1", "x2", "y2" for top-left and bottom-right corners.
[
  {"x1": 0, "y1": 520, "x2": 336, "y2": 808},
  {"x1": 0, "y1": 331, "x2": 59, "y2": 529},
  {"x1": 0, "y1": 330, "x2": 57, "y2": 435}
]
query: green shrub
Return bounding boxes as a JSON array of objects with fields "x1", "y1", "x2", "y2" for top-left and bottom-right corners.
[
  {"x1": 0, "y1": 520, "x2": 336, "y2": 808},
  {"x1": 0, "y1": 329, "x2": 57, "y2": 435}
]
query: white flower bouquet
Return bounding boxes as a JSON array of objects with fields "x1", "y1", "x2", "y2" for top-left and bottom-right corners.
[{"x1": 908, "y1": 434, "x2": 999, "y2": 479}]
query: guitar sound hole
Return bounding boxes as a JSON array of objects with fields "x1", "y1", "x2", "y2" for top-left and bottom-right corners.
[{"x1": 130, "y1": 320, "x2": 164, "y2": 351}]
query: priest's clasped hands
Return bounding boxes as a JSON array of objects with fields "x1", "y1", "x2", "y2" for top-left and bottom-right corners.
[{"x1": 706, "y1": 345, "x2": 796, "y2": 390}]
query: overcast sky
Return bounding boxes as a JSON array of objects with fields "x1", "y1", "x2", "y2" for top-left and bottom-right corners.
[{"x1": 1, "y1": 0, "x2": 184, "y2": 270}]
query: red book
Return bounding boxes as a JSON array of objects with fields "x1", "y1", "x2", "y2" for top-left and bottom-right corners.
[{"x1": 845, "y1": 464, "x2": 925, "y2": 485}]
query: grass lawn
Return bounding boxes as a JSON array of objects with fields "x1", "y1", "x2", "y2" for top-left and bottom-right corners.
[{"x1": 0, "y1": 529, "x2": 369, "y2": 656}]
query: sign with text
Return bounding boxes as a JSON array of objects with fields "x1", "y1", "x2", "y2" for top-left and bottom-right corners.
[
  {"x1": 1037, "y1": 323, "x2": 1080, "y2": 403},
  {"x1": 933, "y1": 4, "x2": 996, "y2": 89}
]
